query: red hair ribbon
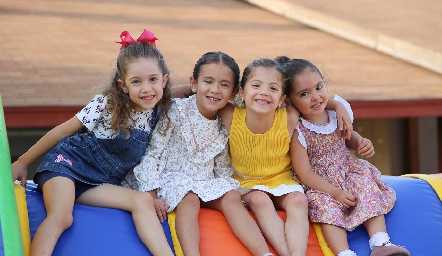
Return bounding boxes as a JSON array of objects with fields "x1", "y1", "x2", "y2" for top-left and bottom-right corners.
[{"x1": 116, "y1": 29, "x2": 158, "y2": 49}]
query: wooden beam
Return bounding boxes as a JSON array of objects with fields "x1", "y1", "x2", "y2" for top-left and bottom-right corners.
[
  {"x1": 350, "y1": 99, "x2": 442, "y2": 119},
  {"x1": 4, "y1": 99, "x2": 442, "y2": 128},
  {"x1": 4, "y1": 107, "x2": 81, "y2": 128},
  {"x1": 439, "y1": 117, "x2": 442, "y2": 173}
]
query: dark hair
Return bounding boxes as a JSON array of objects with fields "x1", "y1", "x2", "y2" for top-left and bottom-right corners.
[
  {"x1": 192, "y1": 51, "x2": 241, "y2": 89},
  {"x1": 275, "y1": 56, "x2": 324, "y2": 98},
  {"x1": 102, "y1": 41, "x2": 171, "y2": 137},
  {"x1": 240, "y1": 58, "x2": 285, "y2": 91}
]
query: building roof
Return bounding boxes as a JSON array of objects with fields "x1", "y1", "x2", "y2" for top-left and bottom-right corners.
[
  {"x1": 1, "y1": 0, "x2": 442, "y2": 128},
  {"x1": 246, "y1": 0, "x2": 442, "y2": 74}
]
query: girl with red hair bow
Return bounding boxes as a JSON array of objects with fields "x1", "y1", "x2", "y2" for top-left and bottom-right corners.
[{"x1": 12, "y1": 29, "x2": 174, "y2": 256}]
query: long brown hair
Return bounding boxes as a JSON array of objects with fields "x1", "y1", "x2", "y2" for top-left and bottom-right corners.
[{"x1": 102, "y1": 41, "x2": 171, "y2": 138}]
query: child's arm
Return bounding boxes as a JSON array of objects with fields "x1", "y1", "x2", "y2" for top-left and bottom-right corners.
[
  {"x1": 147, "y1": 189, "x2": 169, "y2": 222},
  {"x1": 12, "y1": 117, "x2": 83, "y2": 187},
  {"x1": 290, "y1": 130, "x2": 357, "y2": 208},
  {"x1": 286, "y1": 104, "x2": 300, "y2": 138},
  {"x1": 171, "y1": 84, "x2": 192, "y2": 99},
  {"x1": 345, "y1": 131, "x2": 375, "y2": 158},
  {"x1": 218, "y1": 102, "x2": 235, "y2": 133},
  {"x1": 326, "y1": 99, "x2": 353, "y2": 140}
]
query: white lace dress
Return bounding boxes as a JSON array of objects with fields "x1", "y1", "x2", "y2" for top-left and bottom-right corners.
[{"x1": 122, "y1": 95, "x2": 239, "y2": 212}]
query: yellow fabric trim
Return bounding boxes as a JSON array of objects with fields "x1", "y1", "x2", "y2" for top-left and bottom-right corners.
[
  {"x1": 313, "y1": 223, "x2": 335, "y2": 256},
  {"x1": 167, "y1": 211, "x2": 183, "y2": 256},
  {"x1": 401, "y1": 174, "x2": 442, "y2": 200},
  {"x1": 14, "y1": 184, "x2": 31, "y2": 256}
]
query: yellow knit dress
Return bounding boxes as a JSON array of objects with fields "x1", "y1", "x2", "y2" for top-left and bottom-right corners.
[{"x1": 229, "y1": 107, "x2": 303, "y2": 196}]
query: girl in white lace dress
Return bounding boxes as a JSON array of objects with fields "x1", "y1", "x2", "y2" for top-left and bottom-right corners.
[
  {"x1": 123, "y1": 52, "x2": 273, "y2": 256},
  {"x1": 279, "y1": 57, "x2": 410, "y2": 256}
]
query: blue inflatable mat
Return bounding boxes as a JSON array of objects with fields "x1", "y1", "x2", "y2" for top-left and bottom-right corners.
[
  {"x1": 24, "y1": 175, "x2": 442, "y2": 256},
  {"x1": 348, "y1": 176, "x2": 442, "y2": 256},
  {"x1": 26, "y1": 183, "x2": 174, "y2": 256}
]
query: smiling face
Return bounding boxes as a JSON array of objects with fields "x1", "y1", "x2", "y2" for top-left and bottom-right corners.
[
  {"x1": 289, "y1": 69, "x2": 328, "y2": 123},
  {"x1": 191, "y1": 62, "x2": 236, "y2": 120},
  {"x1": 240, "y1": 66, "x2": 285, "y2": 115},
  {"x1": 118, "y1": 58, "x2": 168, "y2": 112}
]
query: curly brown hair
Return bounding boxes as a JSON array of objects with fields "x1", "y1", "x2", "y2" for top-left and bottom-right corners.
[{"x1": 102, "y1": 41, "x2": 171, "y2": 138}]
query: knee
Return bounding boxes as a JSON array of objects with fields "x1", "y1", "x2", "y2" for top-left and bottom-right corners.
[
  {"x1": 287, "y1": 192, "x2": 308, "y2": 209},
  {"x1": 214, "y1": 190, "x2": 243, "y2": 211},
  {"x1": 247, "y1": 191, "x2": 273, "y2": 210},
  {"x1": 180, "y1": 192, "x2": 200, "y2": 208},
  {"x1": 220, "y1": 190, "x2": 241, "y2": 205},
  {"x1": 132, "y1": 191, "x2": 154, "y2": 210},
  {"x1": 47, "y1": 212, "x2": 73, "y2": 231}
]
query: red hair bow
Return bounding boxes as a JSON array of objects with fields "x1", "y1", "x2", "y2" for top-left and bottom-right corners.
[{"x1": 116, "y1": 29, "x2": 158, "y2": 49}]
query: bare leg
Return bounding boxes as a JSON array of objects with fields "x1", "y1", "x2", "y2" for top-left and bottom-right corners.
[
  {"x1": 174, "y1": 192, "x2": 201, "y2": 256},
  {"x1": 77, "y1": 184, "x2": 174, "y2": 256},
  {"x1": 243, "y1": 190, "x2": 290, "y2": 256},
  {"x1": 274, "y1": 192, "x2": 309, "y2": 256},
  {"x1": 320, "y1": 223, "x2": 349, "y2": 255},
  {"x1": 363, "y1": 215, "x2": 387, "y2": 237},
  {"x1": 31, "y1": 177, "x2": 75, "y2": 256},
  {"x1": 203, "y1": 190, "x2": 271, "y2": 256}
]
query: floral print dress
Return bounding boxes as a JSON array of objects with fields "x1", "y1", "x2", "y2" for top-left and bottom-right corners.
[
  {"x1": 294, "y1": 96, "x2": 396, "y2": 231},
  {"x1": 122, "y1": 95, "x2": 239, "y2": 212}
]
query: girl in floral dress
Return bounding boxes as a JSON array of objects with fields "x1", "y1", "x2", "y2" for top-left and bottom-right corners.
[
  {"x1": 279, "y1": 57, "x2": 410, "y2": 256},
  {"x1": 123, "y1": 52, "x2": 273, "y2": 256}
]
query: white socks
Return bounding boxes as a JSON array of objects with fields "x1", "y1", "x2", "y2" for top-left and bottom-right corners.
[
  {"x1": 337, "y1": 249, "x2": 357, "y2": 256},
  {"x1": 369, "y1": 232, "x2": 391, "y2": 250},
  {"x1": 337, "y1": 232, "x2": 392, "y2": 256}
]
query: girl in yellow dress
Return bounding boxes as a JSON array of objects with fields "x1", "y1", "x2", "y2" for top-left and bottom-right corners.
[{"x1": 219, "y1": 58, "x2": 352, "y2": 256}]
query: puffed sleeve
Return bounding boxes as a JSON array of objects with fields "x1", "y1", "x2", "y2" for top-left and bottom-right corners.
[
  {"x1": 75, "y1": 95, "x2": 107, "y2": 131},
  {"x1": 334, "y1": 95, "x2": 354, "y2": 122},
  {"x1": 296, "y1": 123, "x2": 308, "y2": 150},
  {"x1": 122, "y1": 114, "x2": 174, "y2": 192}
]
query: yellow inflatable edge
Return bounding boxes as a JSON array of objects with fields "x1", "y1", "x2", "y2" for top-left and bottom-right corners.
[
  {"x1": 402, "y1": 174, "x2": 442, "y2": 200},
  {"x1": 167, "y1": 211, "x2": 184, "y2": 256},
  {"x1": 14, "y1": 184, "x2": 31, "y2": 256}
]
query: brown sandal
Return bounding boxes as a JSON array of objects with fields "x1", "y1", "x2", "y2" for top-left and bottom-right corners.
[{"x1": 370, "y1": 243, "x2": 410, "y2": 256}]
